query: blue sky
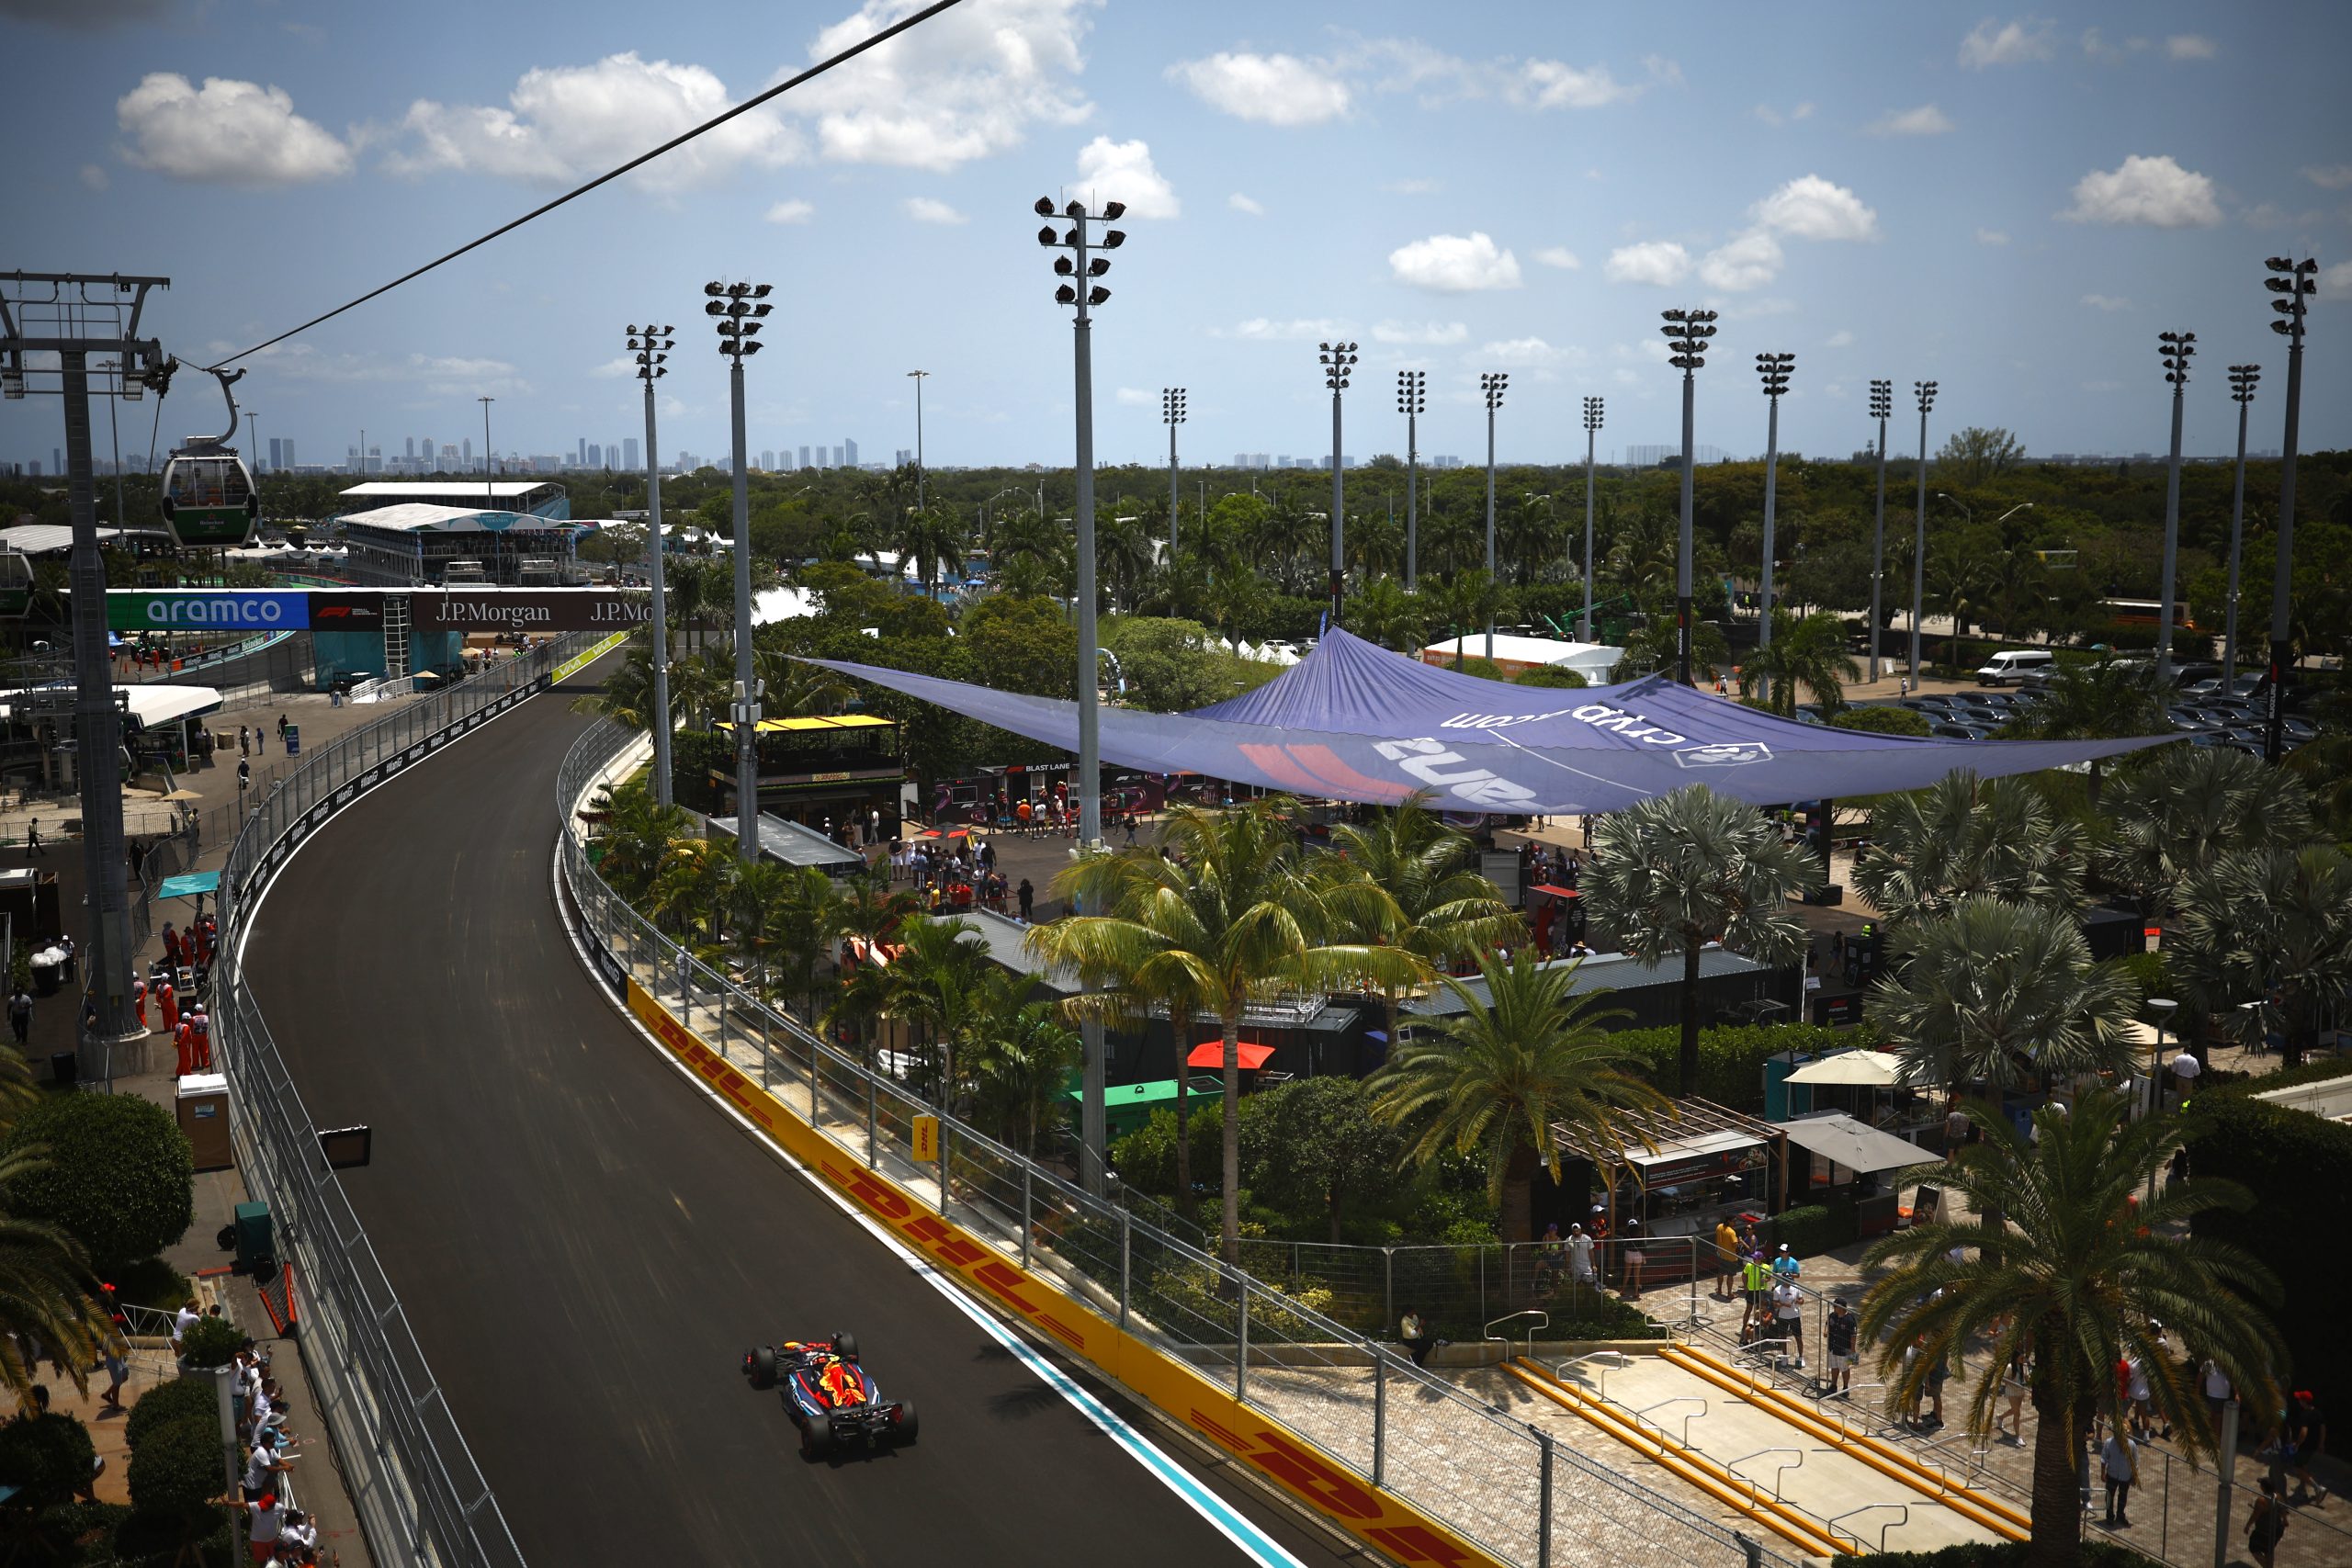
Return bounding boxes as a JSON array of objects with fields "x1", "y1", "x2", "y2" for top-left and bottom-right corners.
[{"x1": 3, "y1": 0, "x2": 2346, "y2": 478}]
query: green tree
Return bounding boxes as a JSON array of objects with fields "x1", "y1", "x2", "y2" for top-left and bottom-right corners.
[
  {"x1": 2169, "y1": 844, "x2": 2352, "y2": 1068},
  {"x1": 2099, "y1": 746, "x2": 2315, "y2": 919},
  {"x1": 1932, "y1": 425, "x2": 2026, "y2": 489},
  {"x1": 895, "y1": 506, "x2": 967, "y2": 601},
  {"x1": 571, "y1": 629, "x2": 662, "y2": 732},
  {"x1": 886, "y1": 916, "x2": 998, "y2": 1113},
  {"x1": 967, "y1": 997, "x2": 1084, "y2": 1159},
  {"x1": 0, "y1": 1146, "x2": 111, "y2": 1408},
  {"x1": 1859, "y1": 1089, "x2": 2282, "y2": 1568},
  {"x1": 1322, "y1": 796, "x2": 1521, "y2": 1044},
  {"x1": 1828, "y1": 704, "x2": 1930, "y2": 737},
  {"x1": 0, "y1": 1411, "x2": 96, "y2": 1508},
  {"x1": 1582, "y1": 786, "x2": 1813, "y2": 1095},
  {"x1": 1511, "y1": 665, "x2": 1587, "y2": 690},
  {"x1": 649, "y1": 835, "x2": 735, "y2": 950},
  {"x1": 1036, "y1": 800, "x2": 1427, "y2": 1265},
  {"x1": 1738, "y1": 609, "x2": 1860, "y2": 714},
  {"x1": 1851, "y1": 773, "x2": 2088, "y2": 928},
  {"x1": 1, "y1": 1095, "x2": 194, "y2": 1271},
  {"x1": 588, "y1": 778, "x2": 693, "y2": 905},
  {"x1": 1347, "y1": 575, "x2": 1428, "y2": 652},
  {"x1": 1610, "y1": 615, "x2": 1729, "y2": 683},
  {"x1": 1369, "y1": 951, "x2": 1668, "y2": 1243},
  {"x1": 1099, "y1": 617, "x2": 1233, "y2": 712},
  {"x1": 959, "y1": 594, "x2": 1078, "y2": 699},
  {"x1": 1868, "y1": 900, "x2": 2141, "y2": 1089},
  {"x1": 2004, "y1": 651, "x2": 2175, "y2": 803},
  {"x1": 1255, "y1": 1077, "x2": 1404, "y2": 1242}
]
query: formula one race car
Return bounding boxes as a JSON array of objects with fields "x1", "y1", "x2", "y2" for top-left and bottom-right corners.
[{"x1": 741, "y1": 1332, "x2": 919, "y2": 1460}]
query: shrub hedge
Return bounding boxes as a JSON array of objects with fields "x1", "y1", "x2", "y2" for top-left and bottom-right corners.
[
  {"x1": 1769, "y1": 1202, "x2": 1860, "y2": 1259},
  {"x1": 125, "y1": 1376, "x2": 222, "y2": 1452},
  {"x1": 1607, "y1": 1021, "x2": 1865, "y2": 1114},
  {"x1": 0, "y1": 1412, "x2": 97, "y2": 1509},
  {"x1": 0, "y1": 1092, "x2": 194, "y2": 1269},
  {"x1": 124, "y1": 1414, "x2": 225, "y2": 1517}
]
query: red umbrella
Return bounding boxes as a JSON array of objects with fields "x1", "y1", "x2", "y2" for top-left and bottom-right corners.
[{"x1": 1187, "y1": 1041, "x2": 1274, "y2": 1071}]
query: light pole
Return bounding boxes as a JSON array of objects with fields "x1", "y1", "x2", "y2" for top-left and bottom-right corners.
[
  {"x1": 1755, "y1": 354, "x2": 1792, "y2": 662},
  {"x1": 2223, "y1": 364, "x2": 2260, "y2": 677},
  {"x1": 629, "y1": 322, "x2": 677, "y2": 808},
  {"x1": 478, "y1": 395, "x2": 498, "y2": 581},
  {"x1": 1397, "y1": 370, "x2": 1425, "y2": 592},
  {"x1": 1581, "y1": 396, "x2": 1603, "y2": 640},
  {"x1": 1481, "y1": 372, "x2": 1507, "y2": 659},
  {"x1": 2156, "y1": 331, "x2": 2197, "y2": 683},
  {"x1": 1161, "y1": 387, "x2": 1185, "y2": 558},
  {"x1": 1662, "y1": 309, "x2": 1718, "y2": 685},
  {"x1": 244, "y1": 411, "x2": 260, "y2": 477},
  {"x1": 907, "y1": 368, "x2": 928, "y2": 510},
  {"x1": 1319, "y1": 341, "x2": 1358, "y2": 623},
  {"x1": 2262, "y1": 256, "x2": 2315, "y2": 765},
  {"x1": 1035, "y1": 191, "x2": 1128, "y2": 1193},
  {"x1": 1908, "y1": 379, "x2": 1939, "y2": 683},
  {"x1": 706, "y1": 278, "x2": 773, "y2": 862},
  {"x1": 1867, "y1": 379, "x2": 1893, "y2": 682}
]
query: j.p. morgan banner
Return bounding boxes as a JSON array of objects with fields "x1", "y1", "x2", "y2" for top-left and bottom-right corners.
[{"x1": 107, "y1": 589, "x2": 651, "y2": 634}]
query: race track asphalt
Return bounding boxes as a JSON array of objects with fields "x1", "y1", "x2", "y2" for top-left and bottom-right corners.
[{"x1": 241, "y1": 669, "x2": 1351, "y2": 1568}]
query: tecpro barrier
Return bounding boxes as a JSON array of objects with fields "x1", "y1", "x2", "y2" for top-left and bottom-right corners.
[
  {"x1": 211, "y1": 632, "x2": 600, "y2": 1568},
  {"x1": 559, "y1": 717, "x2": 1799, "y2": 1568}
]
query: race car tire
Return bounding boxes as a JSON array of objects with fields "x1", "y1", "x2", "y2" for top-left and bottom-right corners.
[
  {"x1": 750, "y1": 1347, "x2": 777, "y2": 1389},
  {"x1": 893, "y1": 1399, "x2": 919, "y2": 1446},
  {"x1": 832, "y1": 1330, "x2": 860, "y2": 1364},
  {"x1": 801, "y1": 1411, "x2": 832, "y2": 1461}
]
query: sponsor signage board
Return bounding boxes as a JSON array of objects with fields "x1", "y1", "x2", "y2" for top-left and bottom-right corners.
[
  {"x1": 107, "y1": 591, "x2": 311, "y2": 631},
  {"x1": 413, "y1": 591, "x2": 652, "y2": 632}
]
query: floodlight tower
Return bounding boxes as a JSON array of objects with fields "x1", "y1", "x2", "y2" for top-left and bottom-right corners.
[
  {"x1": 2222, "y1": 364, "x2": 2260, "y2": 678},
  {"x1": 706, "y1": 279, "x2": 773, "y2": 863},
  {"x1": 907, "y1": 368, "x2": 929, "y2": 510},
  {"x1": 2262, "y1": 256, "x2": 2317, "y2": 764},
  {"x1": 1319, "y1": 341, "x2": 1358, "y2": 622},
  {"x1": 629, "y1": 322, "x2": 677, "y2": 807},
  {"x1": 1162, "y1": 387, "x2": 1185, "y2": 557},
  {"x1": 1907, "y1": 380, "x2": 1939, "y2": 683},
  {"x1": 1581, "y1": 397, "x2": 1603, "y2": 639},
  {"x1": 2155, "y1": 331, "x2": 2196, "y2": 682},
  {"x1": 1397, "y1": 370, "x2": 1426, "y2": 591},
  {"x1": 1867, "y1": 379, "x2": 1894, "y2": 682},
  {"x1": 1755, "y1": 353, "x2": 1793, "y2": 653},
  {"x1": 1661, "y1": 308, "x2": 1718, "y2": 684},
  {"x1": 1481, "y1": 372, "x2": 1508, "y2": 658}
]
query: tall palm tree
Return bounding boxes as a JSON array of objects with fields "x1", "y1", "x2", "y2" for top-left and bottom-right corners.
[
  {"x1": 1583, "y1": 785, "x2": 1814, "y2": 1096},
  {"x1": 1851, "y1": 773, "x2": 2088, "y2": 927},
  {"x1": 2005, "y1": 652, "x2": 2175, "y2": 804},
  {"x1": 666, "y1": 646, "x2": 732, "y2": 731},
  {"x1": 1869, "y1": 899, "x2": 2142, "y2": 1089},
  {"x1": 590, "y1": 778, "x2": 694, "y2": 904},
  {"x1": 1738, "y1": 609, "x2": 1860, "y2": 715},
  {"x1": 895, "y1": 506, "x2": 967, "y2": 602},
  {"x1": 1201, "y1": 566, "x2": 1270, "y2": 655},
  {"x1": 1859, "y1": 1089, "x2": 2283, "y2": 1568},
  {"x1": 1368, "y1": 951, "x2": 1668, "y2": 1243},
  {"x1": 650, "y1": 835, "x2": 735, "y2": 952},
  {"x1": 1610, "y1": 616, "x2": 1729, "y2": 683},
  {"x1": 1323, "y1": 796, "x2": 1521, "y2": 1042},
  {"x1": 1603, "y1": 504, "x2": 1678, "y2": 602},
  {"x1": 887, "y1": 916, "x2": 998, "y2": 1112},
  {"x1": 1346, "y1": 574, "x2": 1428, "y2": 653},
  {"x1": 967, "y1": 993, "x2": 1085, "y2": 1159},
  {"x1": 0, "y1": 1148, "x2": 111, "y2": 1409},
  {"x1": 752, "y1": 644, "x2": 856, "y2": 720},
  {"x1": 728, "y1": 860, "x2": 806, "y2": 999},
  {"x1": 1928, "y1": 554, "x2": 1997, "y2": 671},
  {"x1": 1096, "y1": 510, "x2": 1157, "y2": 612},
  {"x1": 573, "y1": 630, "x2": 658, "y2": 731},
  {"x1": 1035, "y1": 800, "x2": 1428, "y2": 1265},
  {"x1": 2170, "y1": 843, "x2": 2352, "y2": 1067},
  {"x1": 2099, "y1": 745, "x2": 2315, "y2": 919}
]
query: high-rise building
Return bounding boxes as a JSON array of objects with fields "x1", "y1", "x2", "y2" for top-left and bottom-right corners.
[
  {"x1": 269, "y1": 437, "x2": 283, "y2": 470},
  {"x1": 831, "y1": 445, "x2": 844, "y2": 468},
  {"x1": 842, "y1": 438, "x2": 858, "y2": 468},
  {"x1": 281, "y1": 440, "x2": 296, "y2": 470},
  {"x1": 419, "y1": 435, "x2": 433, "y2": 471},
  {"x1": 760, "y1": 449, "x2": 775, "y2": 470},
  {"x1": 798, "y1": 445, "x2": 811, "y2": 468},
  {"x1": 623, "y1": 437, "x2": 640, "y2": 470},
  {"x1": 576, "y1": 438, "x2": 586, "y2": 468},
  {"x1": 461, "y1": 437, "x2": 473, "y2": 468},
  {"x1": 587, "y1": 443, "x2": 602, "y2": 468},
  {"x1": 52, "y1": 447, "x2": 62, "y2": 476},
  {"x1": 895, "y1": 448, "x2": 910, "y2": 466}
]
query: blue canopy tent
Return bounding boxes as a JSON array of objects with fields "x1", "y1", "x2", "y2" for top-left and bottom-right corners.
[{"x1": 808, "y1": 628, "x2": 2174, "y2": 815}]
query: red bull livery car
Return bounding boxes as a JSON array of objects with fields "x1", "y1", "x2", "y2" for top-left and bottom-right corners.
[{"x1": 741, "y1": 1332, "x2": 918, "y2": 1460}]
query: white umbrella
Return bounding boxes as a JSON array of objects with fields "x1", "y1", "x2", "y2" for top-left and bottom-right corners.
[{"x1": 1784, "y1": 1049, "x2": 1905, "y2": 1088}]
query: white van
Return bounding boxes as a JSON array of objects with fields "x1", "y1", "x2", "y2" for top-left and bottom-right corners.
[{"x1": 1976, "y1": 649, "x2": 2054, "y2": 686}]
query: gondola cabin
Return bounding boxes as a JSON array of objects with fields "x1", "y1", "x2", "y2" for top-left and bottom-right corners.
[{"x1": 160, "y1": 437, "x2": 258, "y2": 548}]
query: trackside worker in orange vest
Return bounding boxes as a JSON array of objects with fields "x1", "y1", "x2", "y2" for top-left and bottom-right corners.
[
  {"x1": 174, "y1": 1013, "x2": 197, "y2": 1077},
  {"x1": 188, "y1": 1004, "x2": 212, "y2": 1072},
  {"x1": 157, "y1": 975, "x2": 179, "y2": 1032}
]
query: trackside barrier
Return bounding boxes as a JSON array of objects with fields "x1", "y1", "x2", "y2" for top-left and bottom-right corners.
[
  {"x1": 557, "y1": 717, "x2": 1803, "y2": 1568},
  {"x1": 208, "y1": 629, "x2": 600, "y2": 1568}
]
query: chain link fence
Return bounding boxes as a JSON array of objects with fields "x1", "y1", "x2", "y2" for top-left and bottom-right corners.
[
  {"x1": 557, "y1": 718, "x2": 1802, "y2": 1568},
  {"x1": 206, "y1": 632, "x2": 594, "y2": 1568}
]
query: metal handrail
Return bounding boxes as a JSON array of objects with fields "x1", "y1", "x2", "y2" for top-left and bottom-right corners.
[
  {"x1": 1825, "y1": 1502, "x2": 1908, "y2": 1553},
  {"x1": 1483, "y1": 1309, "x2": 1548, "y2": 1361},
  {"x1": 1724, "y1": 1448, "x2": 1803, "y2": 1504},
  {"x1": 1632, "y1": 1395, "x2": 1709, "y2": 1449},
  {"x1": 1550, "y1": 1349, "x2": 1634, "y2": 1401}
]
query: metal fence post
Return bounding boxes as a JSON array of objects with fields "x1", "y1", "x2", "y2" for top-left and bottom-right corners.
[
  {"x1": 1020, "y1": 1166, "x2": 1033, "y2": 1272},
  {"x1": 2212, "y1": 1396, "x2": 2237, "y2": 1568},
  {"x1": 1735, "y1": 1529, "x2": 1763, "y2": 1568},
  {"x1": 866, "y1": 1073, "x2": 877, "y2": 1169},
  {"x1": 809, "y1": 1032, "x2": 820, "y2": 1114},
  {"x1": 1537, "y1": 1428, "x2": 1555, "y2": 1568},
  {"x1": 937, "y1": 1125, "x2": 950, "y2": 1219},
  {"x1": 1373, "y1": 1348, "x2": 1387, "y2": 1489},
  {"x1": 1118, "y1": 1208, "x2": 1132, "y2": 1331},
  {"x1": 1236, "y1": 1278, "x2": 1250, "y2": 1404},
  {"x1": 1384, "y1": 1246, "x2": 1396, "y2": 1339}
]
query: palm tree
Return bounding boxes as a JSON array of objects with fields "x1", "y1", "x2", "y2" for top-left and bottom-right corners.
[
  {"x1": 1851, "y1": 773, "x2": 2089, "y2": 927},
  {"x1": 2170, "y1": 844, "x2": 2352, "y2": 1067},
  {"x1": 590, "y1": 778, "x2": 693, "y2": 904},
  {"x1": 2005, "y1": 652, "x2": 2175, "y2": 804},
  {"x1": 573, "y1": 629, "x2": 658, "y2": 731},
  {"x1": 887, "y1": 916, "x2": 998, "y2": 1113},
  {"x1": 752, "y1": 644, "x2": 856, "y2": 720},
  {"x1": 2099, "y1": 745, "x2": 2315, "y2": 919},
  {"x1": 1323, "y1": 796, "x2": 1521, "y2": 1042},
  {"x1": 1610, "y1": 615, "x2": 1729, "y2": 683},
  {"x1": 666, "y1": 646, "x2": 732, "y2": 731},
  {"x1": 1603, "y1": 504, "x2": 1678, "y2": 601},
  {"x1": 650, "y1": 835, "x2": 735, "y2": 952},
  {"x1": 1869, "y1": 899, "x2": 2142, "y2": 1089},
  {"x1": 1738, "y1": 609, "x2": 1860, "y2": 715},
  {"x1": 1583, "y1": 785, "x2": 1814, "y2": 1095},
  {"x1": 728, "y1": 860, "x2": 807, "y2": 999},
  {"x1": 1347, "y1": 574, "x2": 1427, "y2": 653},
  {"x1": 0, "y1": 1147, "x2": 112, "y2": 1409},
  {"x1": 1034, "y1": 800, "x2": 1428, "y2": 1265},
  {"x1": 1201, "y1": 566, "x2": 1270, "y2": 655},
  {"x1": 895, "y1": 506, "x2": 967, "y2": 601},
  {"x1": 1096, "y1": 510, "x2": 1156, "y2": 612},
  {"x1": 1859, "y1": 1089, "x2": 2283, "y2": 1568},
  {"x1": 1928, "y1": 555, "x2": 1997, "y2": 671},
  {"x1": 967, "y1": 994, "x2": 1085, "y2": 1159},
  {"x1": 1368, "y1": 951, "x2": 1668, "y2": 1243}
]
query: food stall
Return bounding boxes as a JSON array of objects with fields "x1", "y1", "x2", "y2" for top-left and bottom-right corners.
[
  {"x1": 1776, "y1": 1111, "x2": 1939, "y2": 1237},
  {"x1": 1555, "y1": 1098, "x2": 1783, "y2": 1279}
]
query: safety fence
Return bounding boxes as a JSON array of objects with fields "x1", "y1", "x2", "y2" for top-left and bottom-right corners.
[
  {"x1": 205, "y1": 630, "x2": 600, "y2": 1568},
  {"x1": 556, "y1": 716, "x2": 1802, "y2": 1568}
]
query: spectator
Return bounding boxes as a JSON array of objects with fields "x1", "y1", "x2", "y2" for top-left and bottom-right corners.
[
  {"x1": 2287, "y1": 1389, "x2": 2328, "y2": 1504},
  {"x1": 1398, "y1": 1307, "x2": 1436, "y2": 1370},
  {"x1": 246, "y1": 1492, "x2": 287, "y2": 1562},
  {"x1": 1997, "y1": 1346, "x2": 2030, "y2": 1445},
  {"x1": 2247, "y1": 1476, "x2": 2289, "y2": 1567},
  {"x1": 170, "y1": 1302, "x2": 199, "y2": 1354},
  {"x1": 238, "y1": 726, "x2": 250, "y2": 758},
  {"x1": 1565, "y1": 1224, "x2": 1595, "y2": 1287},
  {"x1": 279, "y1": 1508, "x2": 317, "y2": 1565},
  {"x1": 1943, "y1": 1098, "x2": 1969, "y2": 1165},
  {"x1": 1016, "y1": 879, "x2": 1035, "y2": 922},
  {"x1": 1771, "y1": 1243, "x2": 1801, "y2": 1284},
  {"x1": 1712, "y1": 1217, "x2": 1741, "y2": 1302},
  {"x1": 2125, "y1": 1352, "x2": 2153, "y2": 1440},
  {"x1": 1770, "y1": 1279, "x2": 1804, "y2": 1366},
  {"x1": 1618, "y1": 1219, "x2": 1646, "y2": 1300},
  {"x1": 1532, "y1": 1223, "x2": 1565, "y2": 1293},
  {"x1": 1923, "y1": 1344, "x2": 1950, "y2": 1428},
  {"x1": 242, "y1": 1440, "x2": 289, "y2": 1503},
  {"x1": 2100, "y1": 1427, "x2": 2138, "y2": 1529},
  {"x1": 6, "y1": 987, "x2": 28, "y2": 1048},
  {"x1": 1825, "y1": 1298, "x2": 1858, "y2": 1397},
  {"x1": 1740, "y1": 1252, "x2": 1771, "y2": 1344}
]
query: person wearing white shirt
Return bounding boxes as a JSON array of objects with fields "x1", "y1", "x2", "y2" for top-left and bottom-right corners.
[
  {"x1": 246, "y1": 1493, "x2": 287, "y2": 1561},
  {"x1": 1565, "y1": 1224, "x2": 1595, "y2": 1285},
  {"x1": 1771, "y1": 1280, "x2": 1805, "y2": 1366},
  {"x1": 171, "y1": 1303, "x2": 199, "y2": 1351}
]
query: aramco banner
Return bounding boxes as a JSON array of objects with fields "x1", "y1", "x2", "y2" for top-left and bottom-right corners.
[{"x1": 107, "y1": 591, "x2": 310, "y2": 631}]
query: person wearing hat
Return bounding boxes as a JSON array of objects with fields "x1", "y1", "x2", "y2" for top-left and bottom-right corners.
[
  {"x1": 1771, "y1": 1243, "x2": 1801, "y2": 1284},
  {"x1": 1825, "y1": 1298, "x2": 1858, "y2": 1397},
  {"x1": 1770, "y1": 1275, "x2": 1805, "y2": 1367},
  {"x1": 189, "y1": 1002, "x2": 212, "y2": 1072},
  {"x1": 1565, "y1": 1223, "x2": 1595, "y2": 1287},
  {"x1": 1618, "y1": 1218, "x2": 1646, "y2": 1300},
  {"x1": 245, "y1": 1491, "x2": 287, "y2": 1562},
  {"x1": 1740, "y1": 1251, "x2": 1771, "y2": 1343}
]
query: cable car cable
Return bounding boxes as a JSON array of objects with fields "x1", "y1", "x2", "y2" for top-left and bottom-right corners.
[{"x1": 200, "y1": 0, "x2": 964, "y2": 372}]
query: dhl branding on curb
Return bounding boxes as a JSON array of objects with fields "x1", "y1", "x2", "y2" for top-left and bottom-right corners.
[{"x1": 620, "y1": 980, "x2": 1504, "y2": 1568}]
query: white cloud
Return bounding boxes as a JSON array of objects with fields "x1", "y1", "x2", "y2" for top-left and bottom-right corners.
[
  {"x1": 1753, "y1": 101, "x2": 1814, "y2": 127},
  {"x1": 1508, "y1": 60, "x2": 1635, "y2": 109},
  {"x1": 1114, "y1": 387, "x2": 1151, "y2": 406},
  {"x1": 1699, "y1": 230, "x2": 1783, "y2": 292},
  {"x1": 904, "y1": 196, "x2": 967, "y2": 225},
  {"x1": 2166, "y1": 34, "x2": 2216, "y2": 60},
  {"x1": 1612, "y1": 367, "x2": 1642, "y2": 386},
  {"x1": 2061, "y1": 154, "x2": 2222, "y2": 228},
  {"x1": 1168, "y1": 51, "x2": 1350, "y2": 125},
  {"x1": 1384, "y1": 177, "x2": 1439, "y2": 195},
  {"x1": 796, "y1": 0, "x2": 1094, "y2": 170},
  {"x1": 1752, "y1": 175, "x2": 1880, "y2": 241},
  {"x1": 588, "y1": 355, "x2": 635, "y2": 378},
  {"x1": 244, "y1": 344, "x2": 530, "y2": 397},
  {"x1": 1211, "y1": 317, "x2": 1350, "y2": 342},
  {"x1": 1974, "y1": 228, "x2": 2010, "y2": 245},
  {"x1": 1388, "y1": 231, "x2": 1521, "y2": 292},
  {"x1": 1605, "y1": 241, "x2": 1691, "y2": 287},
  {"x1": 1825, "y1": 329, "x2": 1854, "y2": 348},
  {"x1": 2319, "y1": 262, "x2": 2352, "y2": 301},
  {"x1": 2302, "y1": 164, "x2": 2352, "y2": 191},
  {"x1": 77, "y1": 163, "x2": 108, "y2": 191},
  {"x1": 1476, "y1": 336, "x2": 1578, "y2": 367},
  {"x1": 1638, "y1": 340, "x2": 1672, "y2": 363},
  {"x1": 764, "y1": 198, "x2": 813, "y2": 224},
  {"x1": 1228, "y1": 192, "x2": 1264, "y2": 216},
  {"x1": 116, "y1": 73, "x2": 352, "y2": 186},
  {"x1": 1074, "y1": 135, "x2": 1178, "y2": 219},
  {"x1": 390, "y1": 53, "x2": 798, "y2": 185},
  {"x1": 1373, "y1": 320, "x2": 1468, "y2": 345},
  {"x1": 1960, "y1": 18, "x2": 2054, "y2": 68},
  {"x1": 2081, "y1": 292, "x2": 2132, "y2": 311},
  {"x1": 1533, "y1": 246, "x2": 1581, "y2": 270},
  {"x1": 1871, "y1": 105, "x2": 1954, "y2": 136}
]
